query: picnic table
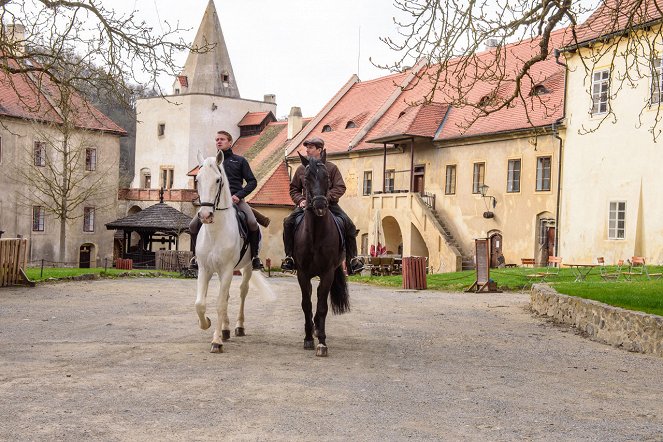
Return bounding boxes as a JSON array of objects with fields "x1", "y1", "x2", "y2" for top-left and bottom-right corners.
[{"x1": 564, "y1": 263, "x2": 597, "y2": 282}]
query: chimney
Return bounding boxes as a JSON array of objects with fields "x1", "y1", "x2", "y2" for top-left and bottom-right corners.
[
  {"x1": 4, "y1": 23, "x2": 26, "y2": 56},
  {"x1": 287, "y1": 106, "x2": 303, "y2": 140},
  {"x1": 264, "y1": 94, "x2": 276, "y2": 104},
  {"x1": 485, "y1": 38, "x2": 501, "y2": 49}
]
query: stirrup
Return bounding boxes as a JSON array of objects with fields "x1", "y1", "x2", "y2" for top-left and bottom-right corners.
[
  {"x1": 189, "y1": 257, "x2": 198, "y2": 270},
  {"x1": 281, "y1": 256, "x2": 295, "y2": 271},
  {"x1": 348, "y1": 257, "x2": 364, "y2": 275},
  {"x1": 252, "y1": 257, "x2": 264, "y2": 270}
]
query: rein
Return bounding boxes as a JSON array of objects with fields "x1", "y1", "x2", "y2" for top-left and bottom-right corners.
[{"x1": 198, "y1": 165, "x2": 230, "y2": 211}]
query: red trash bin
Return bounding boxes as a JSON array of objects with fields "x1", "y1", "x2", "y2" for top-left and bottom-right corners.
[{"x1": 402, "y1": 256, "x2": 427, "y2": 290}]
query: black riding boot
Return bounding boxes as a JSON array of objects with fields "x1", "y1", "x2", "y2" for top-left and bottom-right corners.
[
  {"x1": 281, "y1": 214, "x2": 297, "y2": 271},
  {"x1": 345, "y1": 228, "x2": 364, "y2": 275},
  {"x1": 248, "y1": 230, "x2": 263, "y2": 270},
  {"x1": 189, "y1": 217, "x2": 202, "y2": 269}
]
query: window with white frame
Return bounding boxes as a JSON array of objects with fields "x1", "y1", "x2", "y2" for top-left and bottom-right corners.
[
  {"x1": 652, "y1": 57, "x2": 663, "y2": 104},
  {"x1": 160, "y1": 167, "x2": 174, "y2": 189},
  {"x1": 472, "y1": 162, "x2": 485, "y2": 194},
  {"x1": 507, "y1": 159, "x2": 521, "y2": 193},
  {"x1": 536, "y1": 156, "x2": 551, "y2": 191},
  {"x1": 32, "y1": 206, "x2": 44, "y2": 231},
  {"x1": 608, "y1": 201, "x2": 626, "y2": 239},
  {"x1": 34, "y1": 141, "x2": 46, "y2": 167},
  {"x1": 362, "y1": 171, "x2": 372, "y2": 196},
  {"x1": 591, "y1": 69, "x2": 610, "y2": 114},
  {"x1": 85, "y1": 148, "x2": 97, "y2": 171},
  {"x1": 384, "y1": 169, "x2": 395, "y2": 193},
  {"x1": 445, "y1": 165, "x2": 456, "y2": 195},
  {"x1": 83, "y1": 207, "x2": 95, "y2": 232}
]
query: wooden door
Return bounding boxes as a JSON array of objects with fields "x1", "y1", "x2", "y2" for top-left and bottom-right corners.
[
  {"x1": 413, "y1": 165, "x2": 425, "y2": 193},
  {"x1": 490, "y1": 233, "x2": 503, "y2": 268},
  {"x1": 546, "y1": 227, "x2": 556, "y2": 257},
  {"x1": 79, "y1": 246, "x2": 91, "y2": 268}
]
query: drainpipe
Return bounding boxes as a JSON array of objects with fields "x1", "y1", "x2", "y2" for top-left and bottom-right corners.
[
  {"x1": 383, "y1": 143, "x2": 387, "y2": 191},
  {"x1": 553, "y1": 48, "x2": 567, "y2": 257}
]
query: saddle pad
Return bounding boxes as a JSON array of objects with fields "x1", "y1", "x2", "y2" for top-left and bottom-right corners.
[{"x1": 294, "y1": 211, "x2": 345, "y2": 252}]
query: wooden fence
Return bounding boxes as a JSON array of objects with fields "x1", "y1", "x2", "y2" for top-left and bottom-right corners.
[
  {"x1": 0, "y1": 238, "x2": 30, "y2": 287},
  {"x1": 156, "y1": 250, "x2": 193, "y2": 272}
]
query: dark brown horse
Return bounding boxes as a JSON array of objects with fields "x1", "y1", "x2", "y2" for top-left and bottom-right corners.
[{"x1": 293, "y1": 151, "x2": 350, "y2": 357}]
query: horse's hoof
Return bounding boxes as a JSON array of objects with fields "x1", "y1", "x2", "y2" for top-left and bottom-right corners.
[
  {"x1": 304, "y1": 339, "x2": 315, "y2": 350},
  {"x1": 235, "y1": 327, "x2": 245, "y2": 337},
  {"x1": 315, "y1": 344, "x2": 328, "y2": 357},
  {"x1": 221, "y1": 330, "x2": 231, "y2": 341},
  {"x1": 210, "y1": 343, "x2": 223, "y2": 353},
  {"x1": 200, "y1": 317, "x2": 211, "y2": 330}
]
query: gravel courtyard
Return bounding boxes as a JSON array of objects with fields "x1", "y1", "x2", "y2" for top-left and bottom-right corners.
[{"x1": 0, "y1": 275, "x2": 662, "y2": 441}]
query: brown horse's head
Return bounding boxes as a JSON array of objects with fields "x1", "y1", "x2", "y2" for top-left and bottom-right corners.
[{"x1": 299, "y1": 151, "x2": 329, "y2": 217}]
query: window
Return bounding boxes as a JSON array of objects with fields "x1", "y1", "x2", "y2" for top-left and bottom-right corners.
[
  {"x1": 384, "y1": 169, "x2": 395, "y2": 193},
  {"x1": 32, "y1": 206, "x2": 44, "y2": 231},
  {"x1": 85, "y1": 148, "x2": 97, "y2": 171},
  {"x1": 445, "y1": 165, "x2": 456, "y2": 195},
  {"x1": 362, "y1": 171, "x2": 372, "y2": 196},
  {"x1": 472, "y1": 162, "x2": 485, "y2": 194},
  {"x1": 591, "y1": 69, "x2": 610, "y2": 114},
  {"x1": 345, "y1": 121, "x2": 356, "y2": 129},
  {"x1": 142, "y1": 172, "x2": 151, "y2": 188},
  {"x1": 536, "y1": 156, "x2": 552, "y2": 191},
  {"x1": 530, "y1": 84, "x2": 549, "y2": 96},
  {"x1": 160, "y1": 167, "x2": 174, "y2": 189},
  {"x1": 83, "y1": 207, "x2": 95, "y2": 232},
  {"x1": 158, "y1": 123, "x2": 165, "y2": 137},
  {"x1": 34, "y1": 141, "x2": 45, "y2": 167},
  {"x1": 321, "y1": 125, "x2": 332, "y2": 132},
  {"x1": 507, "y1": 159, "x2": 521, "y2": 193},
  {"x1": 652, "y1": 57, "x2": 663, "y2": 104},
  {"x1": 608, "y1": 201, "x2": 626, "y2": 239}
]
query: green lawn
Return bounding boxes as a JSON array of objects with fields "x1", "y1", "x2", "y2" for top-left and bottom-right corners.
[
  {"x1": 350, "y1": 265, "x2": 663, "y2": 317},
  {"x1": 24, "y1": 267, "x2": 178, "y2": 282}
]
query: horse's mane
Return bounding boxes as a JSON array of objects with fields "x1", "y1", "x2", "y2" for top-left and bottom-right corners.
[{"x1": 201, "y1": 156, "x2": 233, "y2": 207}]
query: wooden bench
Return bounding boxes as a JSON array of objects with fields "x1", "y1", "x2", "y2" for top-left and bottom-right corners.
[{"x1": 521, "y1": 258, "x2": 535, "y2": 267}]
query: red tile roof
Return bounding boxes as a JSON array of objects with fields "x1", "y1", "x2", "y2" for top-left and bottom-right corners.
[
  {"x1": 567, "y1": 0, "x2": 663, "y2": 48},
  {"x1": 287, "y1": 72, "x2": 408, "y2": 157},
  {"x1": 0, "y1": 59, "x2": 126, "y2": 135},
  {"x1": 237, "y1": 111, "x2": 274, "y2": 127},
  {"x1": 248, "y1": 161, "x2": 293, "y2": 207},
  {"x1": 288, "y1": 28, "x2": 568, "y2": 155},
  {"x1": 232, "y1": 134, "x2": 261, "y2": 156}
]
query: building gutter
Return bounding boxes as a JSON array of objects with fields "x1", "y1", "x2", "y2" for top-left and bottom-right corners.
[{"x1": 553, "y1": 49, "x2": 567, "y2": 257}]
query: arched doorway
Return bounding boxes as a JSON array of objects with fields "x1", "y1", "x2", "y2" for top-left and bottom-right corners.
[
  {"x1": 382, "y1": 216, "x2": 403, "y2": 255},
  {"x1": 536, "y1": 212, "x2": 556, "y2": 266},
  {"x1": 79, "y1": 243, "x2": 96, "y2": 268},
  {"x1": 488, "y1": 231, "x2": 503, "y2": 268}
]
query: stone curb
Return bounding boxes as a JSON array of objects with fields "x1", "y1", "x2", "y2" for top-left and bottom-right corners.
[{"x1": 530, "y1": 284, "x2": 663, "y2": 357}]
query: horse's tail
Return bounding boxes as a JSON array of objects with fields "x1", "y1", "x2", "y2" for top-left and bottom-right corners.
[
  {"x1": 330, "y1": 266, "x2": 350, "y2": 315},
  {"x1": 249, "y1": 269, "x2": 277, "y2": 301}
]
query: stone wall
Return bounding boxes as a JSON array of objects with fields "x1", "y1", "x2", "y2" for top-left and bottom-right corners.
[{"x1": 530, "y1": 284, "x2": 663, "y2": 357}]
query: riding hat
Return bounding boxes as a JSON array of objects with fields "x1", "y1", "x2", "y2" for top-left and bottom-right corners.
[{"x1": 303, "y1": 137, "x2": 325, "y2": 148}]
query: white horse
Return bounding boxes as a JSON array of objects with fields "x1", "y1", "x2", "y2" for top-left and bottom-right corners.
[{"x1": 194, "y1": 150, "x2": 272, "y2": 353}]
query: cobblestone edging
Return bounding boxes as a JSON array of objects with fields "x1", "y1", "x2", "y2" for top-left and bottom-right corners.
[{"x1": 530, "y1": 284, "x2": 663, "y2": 357}]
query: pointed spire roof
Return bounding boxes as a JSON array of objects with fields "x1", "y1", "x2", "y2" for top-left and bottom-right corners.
[{"x1": 178, "y1": 0, "x2": 240, "y2": 97}]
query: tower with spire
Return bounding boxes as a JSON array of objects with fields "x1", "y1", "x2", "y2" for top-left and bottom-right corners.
[{"x1": 131, "y1": 0, "x2": 277, "y2": 190}]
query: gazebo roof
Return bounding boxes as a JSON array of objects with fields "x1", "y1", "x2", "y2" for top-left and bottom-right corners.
[{"x1": 106, "y1": 203, "x2": 192, "y2": 233}]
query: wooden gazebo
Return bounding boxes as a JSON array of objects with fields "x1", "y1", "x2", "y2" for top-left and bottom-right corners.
[{"x1": 106, "y1": 199, "x2": 192, "y2": 268}]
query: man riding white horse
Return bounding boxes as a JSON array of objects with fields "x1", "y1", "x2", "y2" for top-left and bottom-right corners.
[
  {"x1": 281, "y1": 137, "x2": 364, "y2": 275},
  {"x1": 190, "y1": 130, "x2": 264, "y2": 270}
]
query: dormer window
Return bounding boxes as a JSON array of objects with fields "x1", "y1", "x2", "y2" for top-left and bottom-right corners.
[
  {"x1": 530, "y1": 84, "x2": 550, "y2": 96},
  {"x1": 398, "y1": 111, "x2": 407, "y2": 118},
  {"x1": 478, "y1": 95, "x2": 493, "y2": 107},
  {"x1": 345, "y1": 121, "x2": 356, "y2": 129},
  {"x1": 322, "y1": 125, "x2": 332, "y2": 133}
]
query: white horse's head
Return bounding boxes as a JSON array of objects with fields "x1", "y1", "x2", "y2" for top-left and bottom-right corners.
[{"x1": 196, "y1": 150, "x2": 227, "y2": 224}]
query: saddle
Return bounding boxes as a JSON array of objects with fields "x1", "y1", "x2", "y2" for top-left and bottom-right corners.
[
  {"x1": 233, "y1": 205, "x2": 260, "y2": 266},
  {"x1": 294, "y1": 210, "x2": 345, "y2": 252}
]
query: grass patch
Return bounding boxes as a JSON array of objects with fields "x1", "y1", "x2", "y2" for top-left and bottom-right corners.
[
  {"x1": 350, "y1": 265, "x2": 663, "y2": 316},
  {"x1": 24, "y1": 267, "x2": 178, "y2": 282}
]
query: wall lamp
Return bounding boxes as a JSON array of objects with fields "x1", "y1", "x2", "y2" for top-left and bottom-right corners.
[{"x1": 478, "y1": 184, "x2": 497, "y2": 219}]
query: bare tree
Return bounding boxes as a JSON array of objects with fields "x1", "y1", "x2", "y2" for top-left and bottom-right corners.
[
  {"x1": 376, "y1": 0, "x2": 663, "y2": 136},
  {"x1": 0, "y1": 0, "x2": 209, "y2": 109}
]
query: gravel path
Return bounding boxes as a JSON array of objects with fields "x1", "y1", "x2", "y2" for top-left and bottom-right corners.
[{"x1": 0, "y1": 276, "x2": 662, "y2": 441}]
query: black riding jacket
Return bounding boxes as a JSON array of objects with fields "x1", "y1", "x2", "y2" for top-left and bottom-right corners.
[{"x1": 222, "y1": 149, "x2": 257, "y2": 200}]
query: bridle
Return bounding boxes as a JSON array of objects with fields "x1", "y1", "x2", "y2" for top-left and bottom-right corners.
[
  {"x1": 198, "y1": 163, "x2": 230, "y2": 211},
  {"x1": 304, "y1": 163, "x2": 329, "y2": 211}
]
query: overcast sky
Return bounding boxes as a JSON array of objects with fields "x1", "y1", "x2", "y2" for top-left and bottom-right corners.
[{"x1": 111, "y1": 0, "x2": 408, "y2": 119}]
